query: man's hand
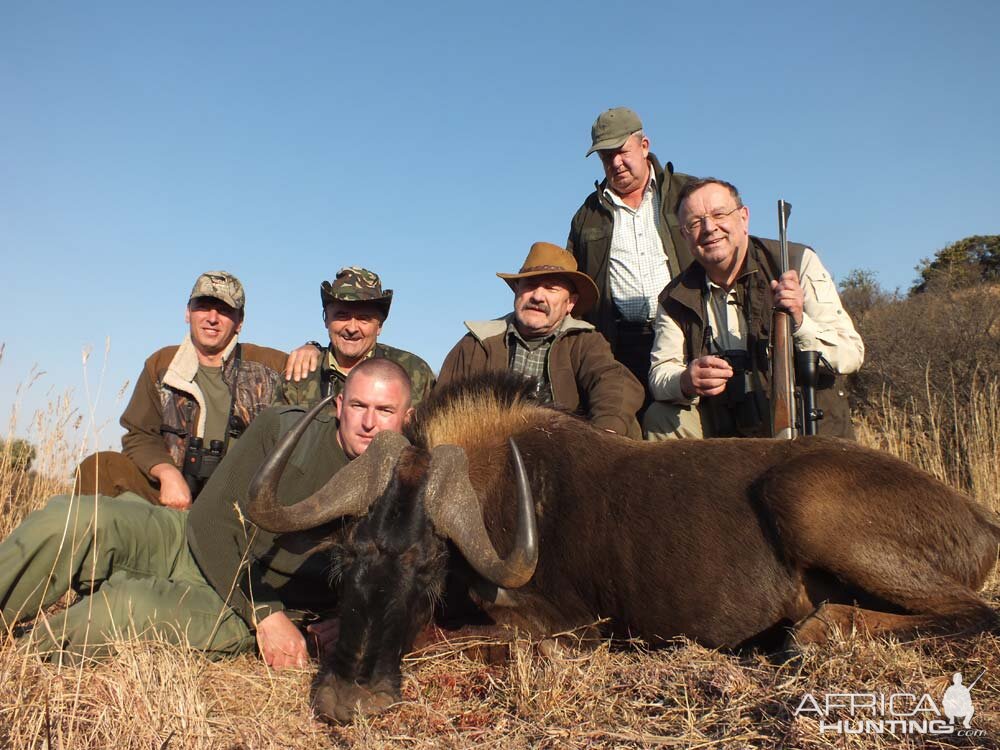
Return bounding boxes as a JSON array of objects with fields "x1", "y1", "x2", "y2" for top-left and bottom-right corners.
[
  {"x1": 770, "y1": 270, "x2": 804, "y2": 328},
  {"x1": 284, "y1": 344, "x2": 323, "y2": 382},
  {"x1": 680, "y1": 356, "x2": 734, "y2": 399},
  {"x1": 256, "y1": 611, "x2": 309, "y2": 669},
  {"x1": 150, "y1": 463, "x2": 192, "y2": 510},
  {"x1": 305, "y1": 617, "x2": 341, "y2": 660}
]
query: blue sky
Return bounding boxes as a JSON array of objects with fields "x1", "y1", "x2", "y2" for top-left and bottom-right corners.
[{"x1": 2, "y1": 1, "x2": 998, "y2": 454}]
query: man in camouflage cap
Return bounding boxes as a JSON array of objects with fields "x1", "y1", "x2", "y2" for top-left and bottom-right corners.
[
  {"x1": 279, "y1": 266, "x2": 435, "y2": 408},
  {"x1": 76, "y1": 271, "x2": 287, "y2": 509}
]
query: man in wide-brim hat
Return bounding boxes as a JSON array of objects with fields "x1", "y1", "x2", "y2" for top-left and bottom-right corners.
[{"x1": 437, "y1": 242, "x2": 644, "y2": 438}]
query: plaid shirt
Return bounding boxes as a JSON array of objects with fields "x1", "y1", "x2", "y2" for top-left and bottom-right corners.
[
  {"x1": 604, "y1": 168, "x2": 672, "y2": 322},
  {"x1": 506, "y1": 321, "x2": 556, "y2": 404}
]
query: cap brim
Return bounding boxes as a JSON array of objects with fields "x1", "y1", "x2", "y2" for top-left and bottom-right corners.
[
  {"x1": 189, "y1": 293, "x2": 243, "y2": 310},
  {"x1": 585, "y1": 135, "x2": 630, "y2": 157}
]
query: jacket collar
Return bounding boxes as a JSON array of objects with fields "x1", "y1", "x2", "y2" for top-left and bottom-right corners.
[
  {"x1": 166, "y1": 333, "x2": 239, "y2": 384},
  {"x1": 464, "y1": 313, "x2": 593, "y2": 344},
  {"x1": 595, "y1": 152, "x2": 668, "y2": 213}
]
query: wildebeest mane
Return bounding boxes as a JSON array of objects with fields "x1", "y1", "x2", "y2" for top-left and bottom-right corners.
[{"x1": 407, "y1": 371, "x2": 576, "y2": 452}]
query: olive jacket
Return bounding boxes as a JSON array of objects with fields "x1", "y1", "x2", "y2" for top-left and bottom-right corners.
[
  {"x1": 187, "y1": 405, "x2": 348, "y2": 626},
  {"x1": 566, "y1": 153, "x2": 694, "y2": 350}
]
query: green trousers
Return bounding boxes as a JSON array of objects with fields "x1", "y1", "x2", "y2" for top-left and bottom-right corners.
[{"x1": 0, "y1": 493, "x2": 255, "y2": 661}]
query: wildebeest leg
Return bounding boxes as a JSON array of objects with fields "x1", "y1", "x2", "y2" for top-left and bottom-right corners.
[
  {"x1": 791, "y1": 592, "x2": 999, "y2": 647},
  {"x1": 762, "y1": 449, "x2": 1000, "y2": 646},
  {"x1": 788, "y1": 569, "x2": 999, "y2": 648}
]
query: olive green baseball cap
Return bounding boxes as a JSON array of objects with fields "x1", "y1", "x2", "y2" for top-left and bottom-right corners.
[
  {"x1": 586, "y1": 107, "x2": 644, "y2": 156},
  {"x1": 189, "y1": 271, "x2": 245, "y2": 310},
  {"x1": 320, "y1": 266, "x2": 393, "y2": 318}
]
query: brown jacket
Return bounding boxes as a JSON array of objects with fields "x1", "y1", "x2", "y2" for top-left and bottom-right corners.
[
  {"x1": 437, "y1": 315, "x2": 643, "y2": 439},
  {"x1": 120, "y1": 335, "x2": 287, "y2": 478}
]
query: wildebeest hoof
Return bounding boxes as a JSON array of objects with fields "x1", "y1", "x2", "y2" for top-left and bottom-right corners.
[{"x1": 312, "y1": 673, "x2": 400, "y2": 724}]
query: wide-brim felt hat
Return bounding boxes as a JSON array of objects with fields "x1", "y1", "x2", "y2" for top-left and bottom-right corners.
[{"x1": 496, "y1": 242, "x2": 600, "y2": 316}]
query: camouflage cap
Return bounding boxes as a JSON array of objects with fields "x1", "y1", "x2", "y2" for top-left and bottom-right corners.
[
  {"x1": 320, "y1": 266, "x2": 393, "y2": 317},
  {"x1": 586, "y1": 107, "x2": 644, "y2": 157},
  {"x1": 189, "y1": 271, "x2": 245, "y2": 310}
]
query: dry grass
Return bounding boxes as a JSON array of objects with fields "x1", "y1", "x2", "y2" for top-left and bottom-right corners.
[
  {"x1": 1, "y1": 366, "x2": 998, "y2": 749},
  {"x1": 855, "y1": 374, "x2": 1000, "y2": 514}
]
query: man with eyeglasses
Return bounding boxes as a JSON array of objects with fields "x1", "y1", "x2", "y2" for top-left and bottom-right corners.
[
  {"x1": 643, "y1": 178, "x2": 863, "y2": 439},
  {"x1": 277, "y1": 266, "x2": 435, "y2": 410},
  {"x1": 566, "y1": 108, "x2": 694, "y2": 404}
]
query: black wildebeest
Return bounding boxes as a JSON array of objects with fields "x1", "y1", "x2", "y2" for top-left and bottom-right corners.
[{"x1": 247, "y1": 374, "x2": 1000, "y2": 723}]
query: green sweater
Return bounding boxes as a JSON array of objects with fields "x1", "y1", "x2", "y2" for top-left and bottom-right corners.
[{"x1": 186, "y1": 405, "x2": 348, "y2": 627}]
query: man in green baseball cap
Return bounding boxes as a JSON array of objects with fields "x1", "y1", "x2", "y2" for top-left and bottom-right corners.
[
  {"x1": 566, "y1": 107, "x2": 696, "y2": 409},
  {"x1": 75, "y1": 271, "x2": 288, "y2": 509},
  {"x1": 278, "y1": 266, "x2": 435, "y2": 408}
]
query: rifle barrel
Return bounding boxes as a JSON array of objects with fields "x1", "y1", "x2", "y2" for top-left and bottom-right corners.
[{"x1": 777, "y1": 200, "x2": 792, "y2": 274}]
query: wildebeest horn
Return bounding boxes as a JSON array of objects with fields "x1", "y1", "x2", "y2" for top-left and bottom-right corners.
[
  {"x1": 246, "y1": 396, "x2": 410, "y2": 532},
  {"x1": 422, "y1": 438, "x2": 538, "y2": 588}
]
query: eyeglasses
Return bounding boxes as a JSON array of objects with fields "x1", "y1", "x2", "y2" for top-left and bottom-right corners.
[{"x1": 682, "y1": 206, "x2": 742, "y2": 235}]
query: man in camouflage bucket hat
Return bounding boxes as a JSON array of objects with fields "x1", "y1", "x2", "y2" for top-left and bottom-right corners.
[
  {"x1": 278, "y1": 266, "x2": 435, "y2": 408},
  {"x1": 75, "y1": 271, "x2": 288, "y2": 509}
]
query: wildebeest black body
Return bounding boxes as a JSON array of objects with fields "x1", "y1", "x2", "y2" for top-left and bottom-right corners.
[
  {"x1": 454, "y1": 422, "x2": 997, "y2": 649},
  {"x1": 246, "y1": 374, "x2": 1000, "y2": 722}
]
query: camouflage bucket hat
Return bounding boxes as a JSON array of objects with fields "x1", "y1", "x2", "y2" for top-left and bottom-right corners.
[
  {"x1": 320, "y1": 266, "x2": 394, "y2": 317},
  {"x1": 189, "y1": 271, "x2": 245, "y2": 310}
]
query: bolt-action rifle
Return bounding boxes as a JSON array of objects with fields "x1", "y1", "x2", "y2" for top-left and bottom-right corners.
[{"x1": 770, "y1": 200, "x2": 796, "y2": 439}]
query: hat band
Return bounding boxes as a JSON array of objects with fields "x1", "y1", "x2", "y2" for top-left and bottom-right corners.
[{"x1": 518, "y1": 264, "x2": 573, "y2": 274}]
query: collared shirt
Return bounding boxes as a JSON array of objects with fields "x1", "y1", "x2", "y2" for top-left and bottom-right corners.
[
  {"x1": 506, "y1": 321, "x2": 557, "y2": 404},
  {"x1": 704, "y1": 273, "x2": 753, "y2": 354},
  {"x1": 648, "y1": 247, "x2": 865, "y2": 403},
  {"x1": 326, "y1": 346, "x2": 375, "y2": 377},
  {"x1": 604, "y1": 167, "x2": 671, "y2": 322}
]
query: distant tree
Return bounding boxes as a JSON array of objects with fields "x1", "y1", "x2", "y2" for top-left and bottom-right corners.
[
  {"x1": 838, "y1": 269, "x2": 898, "y2": 323},
  {"x1": 2, "y1": 438, "x2": 36, "y2": 473},
  {"x1": 911, "y1": 235, "x2": 1000, "y2": 294}
]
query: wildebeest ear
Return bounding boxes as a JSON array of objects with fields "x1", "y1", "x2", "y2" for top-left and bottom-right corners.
[
  {"x1": 423, "y1": 441, "x2": 537, "y2": 589},
  {"x1": 247, "y1": 430, "x2": 410, "y2": 533}
]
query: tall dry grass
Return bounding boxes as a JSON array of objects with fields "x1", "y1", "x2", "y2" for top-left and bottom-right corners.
[
  {"x1": 0, "y1": 354, "x2": 80, "y2": 537},
  {"x1": 855, "y1": 374, "x2": 1000, "y2": 514},
  {"x1": 0, "y1": 368, "x2": 998, "y2": 748}
]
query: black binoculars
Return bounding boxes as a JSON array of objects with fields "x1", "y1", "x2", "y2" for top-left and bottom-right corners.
[{"x1": 182, "y1": 436, "x2": 225, "y2": 498}]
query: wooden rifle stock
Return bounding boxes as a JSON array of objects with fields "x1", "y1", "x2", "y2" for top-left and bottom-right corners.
[{"x1": 771, "y1": 200, "x2": 796, "y2": 439}]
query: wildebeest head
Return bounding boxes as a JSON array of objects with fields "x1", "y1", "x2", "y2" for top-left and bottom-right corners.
[{"x1": 246, "y1": 379, "x2": 539, "y2": 723}]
